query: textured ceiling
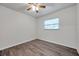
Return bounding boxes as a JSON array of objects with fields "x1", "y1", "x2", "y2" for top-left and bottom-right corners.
[{"x1": 0, "y1": 3, "x2": 76, "y2": 18}]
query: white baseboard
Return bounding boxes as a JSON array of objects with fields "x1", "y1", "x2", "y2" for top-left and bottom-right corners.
[
  {"x1": 39, "y1": 39, "x2": 76, "y2": 49},
  {"x1": 0, "y1": 39, "x2": 35, "y2": 51}
]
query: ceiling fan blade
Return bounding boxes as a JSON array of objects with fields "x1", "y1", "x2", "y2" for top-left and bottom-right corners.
[
  {"x1": 39, "y1": 5, "x2": 46, "y2": 8},
  {"x1": 27, "y1": 8, "x2": 31, "y2": 10}
]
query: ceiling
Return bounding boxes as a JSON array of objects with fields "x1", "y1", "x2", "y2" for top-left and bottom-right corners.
[{"x1": 0, "y1": 3, "x2": 76, "y2": 18}]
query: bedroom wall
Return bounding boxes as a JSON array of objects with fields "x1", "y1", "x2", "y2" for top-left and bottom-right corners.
[
  {"x1": 0, "y1": 5, "x2": 36, "y2": 50},
  {"x1": 77, "y1": 4, "x2": 79, "y2": 53},
  {"x1": 37, "y1": 5, "x2": 77, "y2": 48}
]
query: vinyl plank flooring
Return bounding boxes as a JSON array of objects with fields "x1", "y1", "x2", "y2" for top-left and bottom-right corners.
[{"x1": 0, "y1": 39, "x2": 79, "y2": 56}]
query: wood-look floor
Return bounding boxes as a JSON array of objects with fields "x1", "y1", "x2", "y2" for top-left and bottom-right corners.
[{"x1": 0, "y1": 39, "x2": 79, "y2": 56}]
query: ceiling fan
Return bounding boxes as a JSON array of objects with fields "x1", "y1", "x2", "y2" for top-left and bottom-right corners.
[{"x1": 26, "y1": 3, "x2": 46, "y2": 13}]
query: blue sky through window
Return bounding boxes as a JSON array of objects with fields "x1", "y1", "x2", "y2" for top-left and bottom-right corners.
[{"x1": 44, "y1": 18, "x2": 59, "y2": 29}]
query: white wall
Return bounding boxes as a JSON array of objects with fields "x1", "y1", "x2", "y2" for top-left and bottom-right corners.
[
  {"x1": 37, "y1": 5, "x2": 77, "y2": 48},
  {"x1": 0, "y1": 6, "x2": 36, "y2": 50},
  {"x1": 77, "y1": 4, "x2": 79, "y2": 53}
]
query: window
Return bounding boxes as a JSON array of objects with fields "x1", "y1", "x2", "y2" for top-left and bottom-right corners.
[{"x1": 44, "y1": 18, "x2": 59, "y2": 29}]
